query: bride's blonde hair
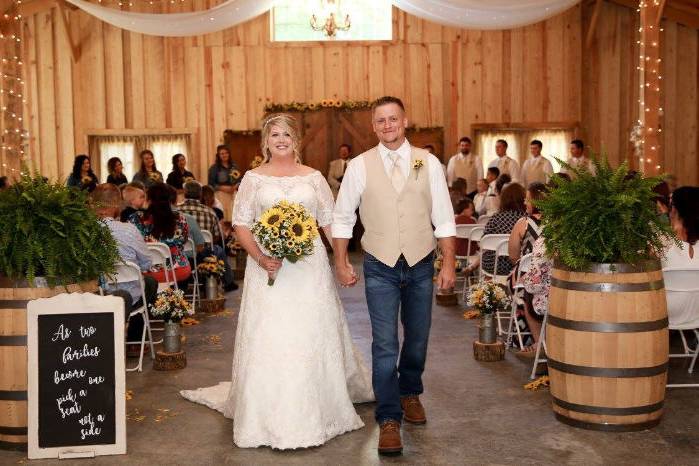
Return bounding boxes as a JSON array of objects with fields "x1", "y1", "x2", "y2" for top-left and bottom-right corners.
[{"x1": 260, "y1": 113, "x2": 302, "y2": 164}]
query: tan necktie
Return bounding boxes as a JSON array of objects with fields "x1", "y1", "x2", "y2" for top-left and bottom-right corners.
[{"x1": 389, "y1": 151, "x2": 405, "y2": 193}]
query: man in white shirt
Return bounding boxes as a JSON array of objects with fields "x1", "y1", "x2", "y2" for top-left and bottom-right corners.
[
  {"x1": 446, "y1": 136, "x2": 483, "y2": 197},
  {"x1": 562, "y1": 139, "x2": 596, "y2": 175},
  {"x1": 332, "y1": 96, "x2": 455, "y2": 456},
  {"x1": 487, "y1": 139, "x2": 521, "y2": 183},
  {"x1": 327, "y1": 143, "x2": 352, "y2": 198},
  {"x1": 521, "y1": 139, "x2": 554, "y2": 187}
]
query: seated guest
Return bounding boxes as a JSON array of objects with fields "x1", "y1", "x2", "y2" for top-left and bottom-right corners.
[
  {"x1": 520, "y1": 236, "x2": 551, "y2": 349},
  {"x1": 484, "y1": 173, "x2": 511, "y2": 216},
  {"x1": 166, "y1": 153, "x2": 195, "y2": 191},
  {"x1": 665, "y1": 174, "x2": 678, "y2": 193},
  {"x1": 0, "y1": 176, "x2": 8, "y2": 190},
  {"x1": 508, "y1": 182, "x2": 547, "y2": 262},
  {"x1": 66, "y1": 154, "x2": 98, "y2": 192},
  {"x1": 465, "y1": 183, "x2": 526, "y2": 277},
  {"x1": 178, "y1": 181, "x2": 237, "y2": 291},
  {"x1": 132, "y1": 149, "x2": 164, "y2": 188},
  {"x1": 473, "y1": 178, "x2": 489, "y2": 217},
  {"x1": 89, "y1": 184, "x2": 157, "y2": 348},
  {"x1": 128, "y1": 183, "x2": 192, "y2": 284},
  {"x1": 120, "y1": 183, "x2": 147, "y2": 222},
  {"x1": 663, "y1": 186, "x2": 699, "y2": 328},
  {"x1": 201, "y1": 184, "x2": 224, "y2": 220},
  {"x1": 653, "y1": 180, "x2": 671, "y2": 224},
  {"x1": 455, "y1": 198, "x2": 477, "y2": 257},
  {"x1": 479, "y1": 166, "x2": 500, "y2": 216},
  {"x1": 106, "y1": 157, "x2": 128, "y2": 186},
  {"x1": 450, "y1": 178, "x2": 468, "y2": 213}
]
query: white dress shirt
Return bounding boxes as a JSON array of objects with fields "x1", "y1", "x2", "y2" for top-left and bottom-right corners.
[
  {"x1": 562, "y1": 156, "x2": 596, "y2": 175},
  {"x1": 488, "y1": 155, "x2": 521, "y2": 183},
  {"x1": 333, "y1": 139, "x2": 456, "y2": 239}
]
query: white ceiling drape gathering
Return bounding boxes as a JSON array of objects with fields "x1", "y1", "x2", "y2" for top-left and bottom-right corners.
[{"x1": 65, "y1": 0, "x2": 581, "y2": 37}]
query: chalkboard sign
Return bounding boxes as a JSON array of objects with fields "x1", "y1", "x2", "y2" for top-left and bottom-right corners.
[{"x1": 27, "y1": 293, "x2": 126, "y2": 459}]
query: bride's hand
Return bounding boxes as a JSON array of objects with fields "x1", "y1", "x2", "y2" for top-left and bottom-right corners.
[
  {"x1": 259, "y1": 255, "x2": 282, "y2": 273},
  {"x1": 335, "y1": 262, "x2": 357, "y2": 288}
]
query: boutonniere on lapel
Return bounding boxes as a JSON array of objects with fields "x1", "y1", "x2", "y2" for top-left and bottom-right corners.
[{"x1": 412, "y1": 159, "x2": 424, "y2": 180}]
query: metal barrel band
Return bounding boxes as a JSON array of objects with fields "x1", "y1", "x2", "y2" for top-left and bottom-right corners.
[
  {"x1": 0, "y1": 335, "x2": 27, "y2": 346},
  {"x1": 0, "y1": 390, "x2": 27, "y2": 401},
  {"x1": 554, "y1": 260, "x2": 662, "y2": 274},
  {"x1": 547, "y1": 315, "x2": 668, "y2": 333},
  {"x1": 554, "y1": 413, "x2": 661, "y2": 432},
  {"x1": 0, "y1": 425, "x2": 27, "y2": 435},
  {"x1": 0, "y1": 300, "x2": 29, "y2": 309},
  {"x1": 552, "y1": 396, "x2": 664, "y2": 416},
  {"x1": 551, "y1": 277, "x2": 665, "y2": 292},
  {"x1": 0, "y1": 440, "x2": 28, "y2": 451},
  {"x1": 548, "y1": 358, "x2": 668, "y2": 378}
]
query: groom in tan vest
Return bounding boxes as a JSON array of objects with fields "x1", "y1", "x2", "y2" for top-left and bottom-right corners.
[{"x1": 333, "y1": 96, "x2": 456, "y2": 456}]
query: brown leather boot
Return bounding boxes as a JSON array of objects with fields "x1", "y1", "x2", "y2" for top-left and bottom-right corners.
[
  {"x1": 401, "y1": 395, "x2": 427, "y2": 424},
  {"x1": 378, "y1": 420, "x2": 402, "y2": 456}
]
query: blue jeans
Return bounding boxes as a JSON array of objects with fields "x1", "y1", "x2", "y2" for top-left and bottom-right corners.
[{"x1": 363, "y1": 251, "x2": 434, "y2": 424}]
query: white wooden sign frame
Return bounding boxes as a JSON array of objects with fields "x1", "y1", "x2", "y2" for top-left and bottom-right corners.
[{"x1": 27, "y1": 293, "x2": 126, "y2": 459}]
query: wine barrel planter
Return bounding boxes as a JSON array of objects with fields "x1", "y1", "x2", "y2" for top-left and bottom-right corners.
[
  {"x1": 0, "y1": 277, "x2": 97, "y2": 451},
  {"x1": 547, "y1": 260, "x2": 668, "y2": 432}
]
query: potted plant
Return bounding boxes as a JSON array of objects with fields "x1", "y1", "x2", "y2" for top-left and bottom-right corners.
[
  {"x1": 537, "y1": 158, "x2": 676, "y2": 431},
  {"x1": 197, "y1": 256, "x2": 225, "y2": 300},
  {"x1": 467, "y1": 281, "x2": 511, "y2": 344},
  {"x1": 0, "y1": 171, "x2": 119, "y2": 451},
  {"x1": 149, "y1": 288, "x2": 193, "y2": 354}
]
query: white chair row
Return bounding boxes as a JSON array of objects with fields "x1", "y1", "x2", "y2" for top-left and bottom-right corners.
[{"x1": 664, "y1": 267, "x2": 699, "y2": 388}]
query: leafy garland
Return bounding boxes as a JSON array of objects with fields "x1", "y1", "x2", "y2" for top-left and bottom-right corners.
[{"x1": 264, "y1": 99, "x2": 372, "y2": 113}]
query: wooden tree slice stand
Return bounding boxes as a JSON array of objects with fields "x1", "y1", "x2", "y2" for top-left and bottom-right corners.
[
  {"x1": 435, "y1": 289, "x2": 458, "y2": 306},
  {"x1": 473, "y1": 340, "x2": 505, "y2": 362},
  {"x1": 153, "y1": 350, "x2": 187, "y2": 370},
  {"x1": 199, "y1": 296, "x2": 225, "y2": 313}
]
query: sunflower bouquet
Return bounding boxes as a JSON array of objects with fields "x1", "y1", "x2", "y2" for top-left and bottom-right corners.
[
  {"x1": 466, "y1": 281, "x2": 511, "y2": 315},
  {"x1": 150, "y1": 288, "x2": 193, "y2": 323},
  {"x1": 197, "y1": 256, "x2": 225, "y2": 279},
  {"x1": 251, "y1": 200, "x2": 319, "y2": 285}
]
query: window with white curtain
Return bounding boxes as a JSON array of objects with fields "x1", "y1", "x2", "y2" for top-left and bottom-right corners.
[
  {"x1": 474, "y1": 127, "x2": 575, "y2": 175},
  {"x1": 90, "y1": 133, "x2": 191, "y2": 182}
]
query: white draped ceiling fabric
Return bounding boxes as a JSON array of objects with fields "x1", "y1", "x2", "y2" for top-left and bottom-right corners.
[{"x1": 65, "y1": 0, "x2": 581, "y2": 37}]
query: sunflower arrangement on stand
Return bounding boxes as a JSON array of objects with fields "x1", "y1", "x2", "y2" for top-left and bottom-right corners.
[{"x1": 251, "y1": 200, "x2": 319, "y2": 285}]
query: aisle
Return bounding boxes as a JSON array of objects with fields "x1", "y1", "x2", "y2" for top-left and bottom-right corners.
[{"x1": 3, "y1": 254, "x2": 699, "y2": 465}]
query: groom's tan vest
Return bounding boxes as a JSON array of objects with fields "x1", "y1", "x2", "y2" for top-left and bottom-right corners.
[{"x1": 359, "y1": 146, "x2": 435, "y2": 267}]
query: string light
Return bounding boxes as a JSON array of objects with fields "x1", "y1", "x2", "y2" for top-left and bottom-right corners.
[{"x1": 0, "y1": 2, "x2": 29, "y2": 174}]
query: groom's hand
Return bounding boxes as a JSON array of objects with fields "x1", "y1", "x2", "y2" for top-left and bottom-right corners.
[
  {"x1": 335, "y1": 262, "x2": 358, "y2": 287},
  {"x1": 436, "y1": 266, "x2": 456, "y2": 290},
  {"x1": 437, "y1": 237, "x2": 457, "y2": 290}
]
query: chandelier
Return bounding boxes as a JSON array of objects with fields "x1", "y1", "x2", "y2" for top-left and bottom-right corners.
[{"x1": 310, "y1": 0, "x2": 351, "y2": 37}]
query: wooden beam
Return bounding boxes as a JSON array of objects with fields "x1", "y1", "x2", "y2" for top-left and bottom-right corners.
[
  {"x1": 586, "y1": 0, "x2": 603, "y2": 48},
  {"x1": 656, "y1": 0, "x2": 667, "y2": 25},
  {"x1": 607, "y1": 0, "x2": 699, "y2": 29},
  {"x1": 56, "y1": 0, "x2": 79, "y2": 62},
  {"x1": 639, "y1": 0, "x2": 663, "y2": 175},
  {"x1": 17, "y1": 0, "x2": 57, "y2": 17}
]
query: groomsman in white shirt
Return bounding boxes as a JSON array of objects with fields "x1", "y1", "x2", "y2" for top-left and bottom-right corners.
[
  {"x1": 327, "y1": 143, "x2": 352, "y2": 198},
  {"x1": 561, "y1": 139, "x2": 596, "y2": 176},
  {"x1": 446, "y1": 136, "x2": 482, "y2": 197},
  {"x1": 521, "y1": 139, "x2": 554, "y2": 187},
  {"x1": 487, "y1": 139, "x2": 521, "y2": 183}
]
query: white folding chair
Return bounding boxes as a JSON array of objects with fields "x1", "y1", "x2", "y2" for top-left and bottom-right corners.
[
  {"x1": 201, "y1": 229, "x2": 214, "y2": 247},
  {"x1": 478, "y1": 234, "x2": 511, "y2": 336},
  {"x1": 103, "y1": 261, "x2": 156, "y2": 372},
  {"x1": 477, "y1": 215, "x2": 491, "y2": 225},
  {"x1": 147, "y1": 242, "x2": 178, "y2": 292},
  {"x1": 183, "y1": 238, "x2": 199, "y2": 312},
  {"x1": 455, "y1": 224, "x2": 482, "y2": 292},
  {"x1": 505, "y1": 253, "x2": 534, "y2": 349},
  {"x1": 664, "y1": 267, "x2": 699, "y2": 388},
  {"x1": 461, "y1": 226, "x2": 485, "y2": 302},
  {"x1": 530, "y1": 308, "x2": 549, "y2": 380}
]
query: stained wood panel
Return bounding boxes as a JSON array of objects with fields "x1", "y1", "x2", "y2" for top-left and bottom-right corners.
[{"x1": 16, "y1": 2, "x2": 699, "y2": 186}]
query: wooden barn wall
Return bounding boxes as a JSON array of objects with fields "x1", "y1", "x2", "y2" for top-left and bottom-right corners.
[{"x1": 18, "y1": 1, "x2": 699, "y2": 185}]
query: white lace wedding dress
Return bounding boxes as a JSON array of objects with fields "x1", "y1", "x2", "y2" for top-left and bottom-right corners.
[{"x1": 180, "y1": 170, "x2": 374, "y2": 449}]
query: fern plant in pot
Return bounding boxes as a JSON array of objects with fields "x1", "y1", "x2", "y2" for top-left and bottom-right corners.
[
  {"x1": 537, "y1": 157, "x2": 676, "y2": 432},
  {"x1": 0, "y1": 171, "x2": 119, "y2": 451}
]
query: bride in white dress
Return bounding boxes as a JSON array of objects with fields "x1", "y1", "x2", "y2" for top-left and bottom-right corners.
[{"x1": 180, "y1": 113, "x2": 373, "y2": 449}]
